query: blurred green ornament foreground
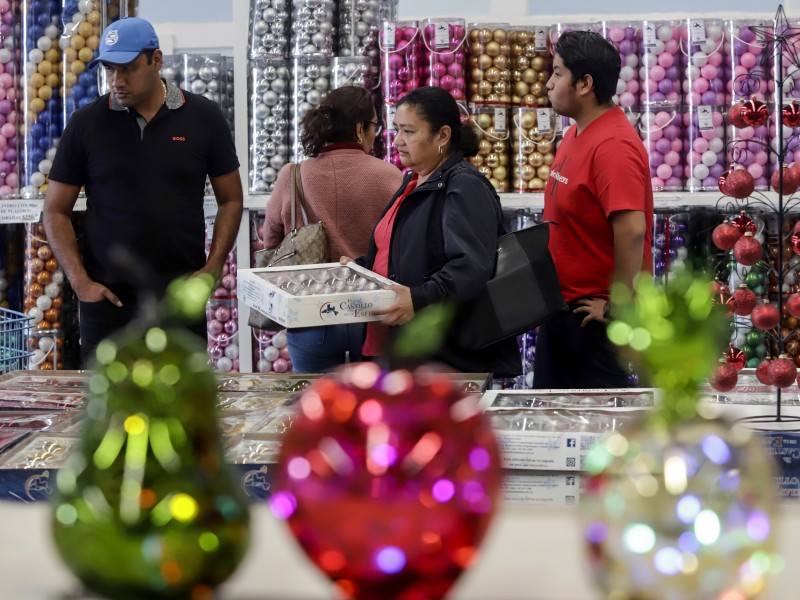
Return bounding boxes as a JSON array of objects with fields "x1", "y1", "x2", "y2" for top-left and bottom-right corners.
[
  {"x1": 51, "y1": 276, "x2": 250, "y2": 599},
  {"x1": 580, "y1": 269, "x2": 780, "y2": 600}
]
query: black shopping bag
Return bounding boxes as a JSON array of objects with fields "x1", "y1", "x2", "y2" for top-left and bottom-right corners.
[{"x1": 453, "y1": 221, "x2": 568, "y2": 351}]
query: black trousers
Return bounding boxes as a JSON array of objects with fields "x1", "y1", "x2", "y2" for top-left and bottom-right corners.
[
  {"x1": 533, "y1": 308, "x2": 630, "y2": 390},
  {"x1": 79, "y1": 296, "x2": 206, "y2": 368}
]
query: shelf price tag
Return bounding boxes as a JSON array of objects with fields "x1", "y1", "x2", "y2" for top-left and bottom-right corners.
[
  {"x1": 534, "y1": 27, "x2": 548, "y2": 52},
  {"x1": 434, "y1": 21, "x2": 449, "y2": 49},
  {"x1": 690, "y1": 20, "x2": 707, "y2": 44},
  {"x1": 0, "y1": 200, "x2": 42, "y2": 223},
  {"x1": 536, "y1": 108, "x2": 552, "y2": 133},
  {"x1": 494, "y1": 107, "x2": 507, "y2": 134},
  {"x1": 642, "y1": 22, "x2": 657, "y2": 49},
  {"x1": 383, "y1": 23, "x2": 396, "y2": 50}
]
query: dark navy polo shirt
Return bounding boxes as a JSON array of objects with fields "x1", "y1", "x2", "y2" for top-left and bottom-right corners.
[{"x1": 49, "y1": 80, "x2": 239, "y2": 297}]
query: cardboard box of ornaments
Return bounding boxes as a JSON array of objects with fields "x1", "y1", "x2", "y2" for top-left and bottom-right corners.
[{"x1": 239, "y1": 262, "x2": 397, "y2": 328}]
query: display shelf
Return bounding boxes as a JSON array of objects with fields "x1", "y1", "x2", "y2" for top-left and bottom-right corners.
[{"x1": 242, "y1": 191, "x2": 758, "y2": 212}]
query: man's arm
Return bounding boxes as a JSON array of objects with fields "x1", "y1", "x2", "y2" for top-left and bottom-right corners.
[
  {"x1": 43, "y1": 181, "x2": 122, "y2": 306},
  {"x1": 611, "y1": 209, "x2": 647, "y2": 290},
  {"x1": 573, "y1": 209, "x2": 647, "y2": 326},
  {"x1": 203, "y1": 170, "x2": 244, "y2": 277}
]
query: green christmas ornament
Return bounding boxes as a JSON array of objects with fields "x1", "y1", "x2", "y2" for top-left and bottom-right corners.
[
  {"x1": 51, "y1": 275, "x2": 250, "y2": 599},
  {"x1": 745, "y1": 271, "x2": 762, "y2": 287},
  {"x1": 754, "y1": 343, "x2": 768, "y2": 359},
  {"x1": 742, "y1": 344, "x2": 756, "y2": 359},
  {"x1": 746, "y1": 357, "x2": 761, "y2": 368},
  {"x1": 746, "y1": 330, "x2": 763, "y2": 346}
]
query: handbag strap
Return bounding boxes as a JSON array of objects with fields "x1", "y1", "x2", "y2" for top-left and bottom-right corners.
[{"x1": 290, "y1": 163, "x2": 311, "y2": 233}]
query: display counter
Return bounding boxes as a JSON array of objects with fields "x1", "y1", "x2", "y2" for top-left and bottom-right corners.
[{"x1": 2, "y1": 501, "x2": 800, "y2": 600}]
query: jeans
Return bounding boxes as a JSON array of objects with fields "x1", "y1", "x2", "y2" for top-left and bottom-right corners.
[{"x1": 287, "y1": 323, "x2": 365, "y2": 373}]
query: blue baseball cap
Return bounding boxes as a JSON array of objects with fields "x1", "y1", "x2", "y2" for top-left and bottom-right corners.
[{"x1": 88, "y1": 18, "x2": 160, "y2": 69}]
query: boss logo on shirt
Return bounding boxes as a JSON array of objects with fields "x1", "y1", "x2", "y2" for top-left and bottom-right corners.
[{"x1": 172, "y1": 136, "x2": 186, "y2": 142}]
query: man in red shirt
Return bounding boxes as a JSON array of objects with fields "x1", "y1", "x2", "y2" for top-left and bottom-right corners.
[{"x1": 534, "y1": 30, "x2": 654, "y2": 389}]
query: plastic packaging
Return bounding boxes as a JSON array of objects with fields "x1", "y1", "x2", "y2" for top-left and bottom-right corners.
[
  {"x1": 683, "y1": 105, "x2": 726, "y2": 191},
  {"x1": 379, "y1": 20, "x2": 420, "y2": 104},
  {"x1": 725, "y1": 19, "x2": 773, "y2": 104},
  {"x1": 469, "y1": 104, "x2": 510, "y2": 192},
  {"x1": 639, "y1": 108, "x2": 685, "y2": 191},
  {"x1": 290, "y1": 56, "x2": 330, "y2": 163},
  {"x1": 248, "y1": 0, "x2": 289, "y2": 58},
  {"x1": 248, "y1": 57, "x2": 290, "y2": 193},
  {"x1": 510, "y1": 106, "x2": 556, "y2": 193},
  {"x1": 509, "y1": 26, "x2": 551, "y2": 107},
  {"x1": 681, "y1": 19, "x2": 726, "y2": 107},
  {"x1": 639, "y1": 20, "x2": 683, "y2": 107},
  {"x1": 421, "y1": 18, "x2": 467, "y2": 104},
  {"x1": 337, "y1": 0, "x2": 396, "y2": 58},
  {"x1": 290, "y1": 0, "x2": 335, "y2": 58},
  {"x1": 601, "y1": 21, "x2": 641, "y2": 108},
  {"x1": 467, "y1": 23, "x2": 510, "y2": 105},
  {"x1": 0, "y1": 0, "x2": 18, "y2": 195}
]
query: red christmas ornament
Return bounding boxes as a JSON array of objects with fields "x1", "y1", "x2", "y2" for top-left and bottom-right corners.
[
  {"x1": 771, "y1": 163, "x2": 799, "y2": 195},
  {"x1": 723, "y1": 345, "x2": 747, "y2": 371},
  {"x1": 710, "y1": 360, "x2": 738, "y2": 392},
  {"x1": 727, "y1": 100, "x2": 749, "y2": 128},
  {"x1": 791, "y1": 222, "x2": 800, "y2": 255},
  {"x1": 712, "y1": 222, "x2": 741, "y2": 251},
  {"x1": 733, "y1": 231, "x2": 762, "y2": 266},
  {"x1": 732, "y1": 211, "x2": 757, "y2": 234},
  {"x1": 732, "y1": 285, "x2": 757, "y2": 316},
  {"x1": 789, "y1": 162, "x2": 800, "y2": 186},
  {"x1": 723, "y1": 168, "x2": 756, "y2": 199},
  {"x1": 710, "y1": 280, "x2": 730, "y2": 296},
  {"x1": 787, "y1": 293, "x2": 800, "y2": 318},
  {"x1": 714, "y1": 290, "x2": 735, "y2": 318},
  {"x1": 741, "y1": 97, "x2": 769, "y2": 127},
  {"x1": 769, "y1": 354, "x2": 798, "y2": 388},
  {"x1": 783, "y1": 101, "x2": 800, "y2": 128},
  {"x1": 756, "y1": 359, "x2": 772, "y2": 385},
  {"x1": 751, "y1": 301, "x2": 780, "y2": 330},
  {"x1": 718, "y1": 169, "x2": 729, "y2": 195}
]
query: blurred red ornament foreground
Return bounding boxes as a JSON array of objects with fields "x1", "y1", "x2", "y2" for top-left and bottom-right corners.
[{"x1": 269, "y1": 363, "x2": 502, "y2": 600}]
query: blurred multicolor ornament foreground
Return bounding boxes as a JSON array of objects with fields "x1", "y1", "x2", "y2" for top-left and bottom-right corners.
[
  {"x1": 270, "y1": 362, "x2": 502, "y2": 600},
  {"x1": 581, "y1": 269, "x2": 780, "y2": 599}
]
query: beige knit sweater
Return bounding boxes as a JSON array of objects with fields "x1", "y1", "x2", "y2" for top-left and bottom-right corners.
[{"x1": 263, "y1": 148, "x2": 405, "y2": 261}]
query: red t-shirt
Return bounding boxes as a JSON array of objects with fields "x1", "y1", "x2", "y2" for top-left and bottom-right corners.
[
  {"x1": 363, "y1": 175, "x2": 418, "y2": 357},
  {"x1": 543, "y1": 107, "x2": 654, "y2": 304}
]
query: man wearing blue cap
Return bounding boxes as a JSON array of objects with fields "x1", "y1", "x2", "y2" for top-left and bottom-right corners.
[{"x1": 43, "y1": 17, "x2": 244, "y2": 364}]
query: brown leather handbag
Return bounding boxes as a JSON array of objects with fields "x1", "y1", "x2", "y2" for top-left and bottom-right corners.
[{"x1": 248, "y1": 163, "x2": 328, "y2": 330}]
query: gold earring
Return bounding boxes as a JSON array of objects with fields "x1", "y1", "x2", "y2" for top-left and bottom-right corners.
[
  {"x1": 438, "y1": 145, "x2": 444, "y2": 154},
  {"x1": 358, "y1": 137, "x2": 363, "y2": 144}
]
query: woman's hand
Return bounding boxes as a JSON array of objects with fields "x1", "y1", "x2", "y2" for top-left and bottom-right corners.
[
  {"x1": 340, "y1": 255, "x2": 353, "y2": 265},
  {"x1": 372, "y1": 284, "x2": 414, "y2": 326}
]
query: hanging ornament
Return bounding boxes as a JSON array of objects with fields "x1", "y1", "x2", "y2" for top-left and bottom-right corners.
[
  {"x1": 718, "y1": 169, "x2": 730, "y2": 195},
  {"x1": 710, "y1": 359, "x2": 738, "y2": 392},
  {"x1": 740, "y1": 97, "x2": 769, "y2": 127},
  {"x1": 710, "y1": 280, "x2": 730, "y2": 296},
  {"x1": 733, "y1": 231, "x2": 763, "y2": 266},
  {"x1": 713, "y1": 289, "x2": 735, "y2": 318},
  {"x1": 722, "y1": 168, "x2": 756, "y2": 199},
  {"x1": 712, "y1": 222, "x2": 742, "y2": 251},
  {"x1": 771, "y1": 163, "x2": 799, "y2": 194},
  {"x1": 756, "y1": 359, "x2": 772, "y2": 385},
  {"x1": 769, "y1": 354, "x2": 798, "y2": 388},
  {"x1": 789, "y1": 162, "x2": 800, "y2": 185},
  {"x1": 751, "y1": 301, "x2": 780, "y2": 331},
  {"x1": 783, "y1": 101, "x2": 800, "y2": 127},
  {"x1": 723, "y1": 345, "x2": 747, "y2": 371},
  {"x1": 731, "y1": 211, "x2": 757, "y2": 234},
  {"x1": 788, "y1": 293, "x2": 800, "y2": 317},
  {"x1": 726, "y1": 100, "x2": 749, "y2": 128},
  {"x1": 732, "y1": 285, "x2": 757, "y2": 316}
]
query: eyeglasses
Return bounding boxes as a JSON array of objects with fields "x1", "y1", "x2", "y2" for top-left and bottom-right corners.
[{"x1": 369, "y1": 120, "x2": 383, "y2": 135}]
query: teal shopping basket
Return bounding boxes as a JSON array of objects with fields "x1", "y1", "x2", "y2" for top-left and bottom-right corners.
[{"x1": 0, "y1": 307, "x2": 33, "y2": 373}]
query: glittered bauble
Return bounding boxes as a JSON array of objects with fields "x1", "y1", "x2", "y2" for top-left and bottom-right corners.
[
  {"x1": 270, "y1": 364, "x2": 502, "y2": 600},
  {"x1": 732, "y1": 285, "x2": 757, "y2": 316},
  {"x1": 740, "y1": 97, "x2": 769, "y2": 127},
  {"x1": 733, "y1": 232, "x2": 762, "y2": 266},
  {"x1": 724, "y1": 345, "x2": 747, "y2": 371},
  {"x1": 710, "y1": 360, "x2": 739, "y2": 391},
  {"x1": 726, "y1": 100, "x2": 749, "y2": 128},
  {"x1": 787, "y1": 293, "x2": 800, "y2": 318},
  {"x1": 769, "y1": 354, "x2": 797, "y2": 388},
  {"x1": 731, "y1": 211, "x2": 757, "y2": 234},
  {"x1": 582, "y1": 415, "x2": 777, "y2": 600},
  {"x1": 756, "y1": 359, "x2": 772, "y2": 385},
  {"x1": 783, "y1": 101, "x2": 800, "y2": 127},
  {"x1": 711, "y1": 222, "x2": 741, "y2": 251},
  {"x1": 770, "y1": 164, "x2": 799, "y2": 195},
  {"x1": 722, "y1": 168, "x2": 755, "y2": 199},
  {"x1": 751, "y1": 301, "x2": 780, "y2": 331}
]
